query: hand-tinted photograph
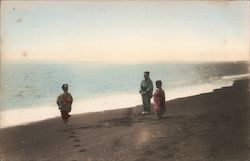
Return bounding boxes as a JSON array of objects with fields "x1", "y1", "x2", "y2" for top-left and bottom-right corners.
[{"x1": 0, "y1": 1, "x2": 249, "y2": 161}]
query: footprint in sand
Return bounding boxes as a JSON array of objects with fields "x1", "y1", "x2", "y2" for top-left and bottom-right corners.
[
  {"x1": 69, "y1": 135, "x2": 76, "y2": 138},
  {"x1": 73, "y1": 139, "x2": 81, "y2": 142},
  {"x1": 68, "y1": 130, "x2": 81, "y2": 148},
  {"x1": 68, "y1": 129, "x2": 88, "y2": 152},
  {"x1": 70, "y1": 131, "x2": 77, "y2": 134},
  {"x1": 73, "y1": 144, "x2": 81, "y2": 148},
  {"x1": 68, "y1": 130, "x2": 78, "y2": 139},
  {"x1": 79, "y1": 148, "x2": 88, "y2": 153}
]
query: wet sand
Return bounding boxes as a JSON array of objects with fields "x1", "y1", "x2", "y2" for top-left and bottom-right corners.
[{"x1": 0, "y1": 79, "x2": 249, "y2": 161}]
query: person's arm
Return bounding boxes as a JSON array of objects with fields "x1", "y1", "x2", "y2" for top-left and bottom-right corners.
[
  {"x1": 70, "y1": 94, "x2": 73, "y2": 105},
  {"x1": 57, "y1": 95, "x2": 61, "y2": 109},
  {"x1": 146, "y1": 80, "x2": 153, "y2": 96},
  {"x1": 153, "y1": 91, "x2": 157, "y2": 104}
]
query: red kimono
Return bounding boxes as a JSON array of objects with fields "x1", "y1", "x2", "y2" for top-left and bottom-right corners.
[
  {"x1": 57, "y1": 92, "x2": 73, "y2": 124},
  {"x1": 153, "y1": 88, "x2": 166, "y2": 113}
]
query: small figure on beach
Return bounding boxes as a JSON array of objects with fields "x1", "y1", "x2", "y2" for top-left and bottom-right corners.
[
  {"x1": 57, "y1": 84, "x2": 73, "y2": 125},
  {"x1": 153, "y1": 80, "x2": 166, "y2": 119},
  {"x1": 140, "y1": 71, "x2": 153, "y2": 114}
]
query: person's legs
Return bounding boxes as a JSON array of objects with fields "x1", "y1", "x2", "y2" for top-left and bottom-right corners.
[
  {"x1": 145, "y1": 95, "x2": 151, "y2": 113},
  {"x1": 142, "y1": 95, "x2": 147, "y2": 113},
  {"x1": 143, "y1": 94, "x2": 151, "y2": 113},
  {"x1": 61, "y1": 111, "x2": 69, "y2": 124}
]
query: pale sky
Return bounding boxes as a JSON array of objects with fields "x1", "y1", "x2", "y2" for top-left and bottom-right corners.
[{"x1": 1, "y1": 1, "x2": 249, "y2": 63}]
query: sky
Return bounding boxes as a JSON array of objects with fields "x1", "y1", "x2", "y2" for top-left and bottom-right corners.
[{"x1": 1, "y1": 1, "x2": 249, "y2": 63}]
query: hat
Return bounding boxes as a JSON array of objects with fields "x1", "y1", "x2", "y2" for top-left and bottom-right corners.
[{"x1": 144, "y1": 71, "x2": 150, "y2": 75}]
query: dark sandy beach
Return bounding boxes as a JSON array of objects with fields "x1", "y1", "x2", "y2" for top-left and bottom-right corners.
[{"x1": 0, "y1": 79, "x2": 249, "y2": 161}]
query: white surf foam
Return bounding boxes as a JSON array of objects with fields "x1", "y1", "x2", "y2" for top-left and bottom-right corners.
[
  {"x1": 0, "y1": 79, "x2": 235, "y2": 128},
  {"x1": 222, "y1": 73, "x2": 250, "y2": 81}
]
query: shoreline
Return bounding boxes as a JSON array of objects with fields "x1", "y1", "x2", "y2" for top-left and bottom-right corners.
[
  {"x1": 0, "y1": 76, "x2": 241, "y2": 129},
  {"x1": 0, "y1": 78, "x2": 249, "y2": 161}
]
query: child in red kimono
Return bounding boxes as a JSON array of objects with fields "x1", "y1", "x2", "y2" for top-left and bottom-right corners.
[
  {"x1": 57, "y1": 84, "x2": 73, "y2": 125},
  {"x1": 153, "y1": 80, "x2": 166, "y2": 119}
]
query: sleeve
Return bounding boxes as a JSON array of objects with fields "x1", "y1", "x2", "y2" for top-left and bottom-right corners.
[
  {"x1": 146, "y1": 80, "x2": 153, "y2": 93},
  {"x1": 57, "y1": 95, "x2": 62, "y2": 106},
  {"x1": 153, "y1": 91, "x2": 157, "y2": 103},
  {"x1": 70, "y1": 94, "x2": 73, "y2": 105}
]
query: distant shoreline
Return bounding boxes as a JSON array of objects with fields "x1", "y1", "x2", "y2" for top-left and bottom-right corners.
[{"x1": 1, "y1": 59, "x2": 249, "y2": 65}]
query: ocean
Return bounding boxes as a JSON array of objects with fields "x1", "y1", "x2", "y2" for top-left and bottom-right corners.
[{"x1": 0, "y1": 61, "x2": 249, "y2": 128}]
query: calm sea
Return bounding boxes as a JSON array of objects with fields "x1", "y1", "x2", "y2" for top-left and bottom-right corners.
[{"x1": 0, "y1": 61, "x2": 249, "y2": 127}]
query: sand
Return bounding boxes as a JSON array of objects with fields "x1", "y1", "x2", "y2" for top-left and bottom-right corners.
[{"x1": 0, "y1": 79, "x2": 249, "y2": 161}]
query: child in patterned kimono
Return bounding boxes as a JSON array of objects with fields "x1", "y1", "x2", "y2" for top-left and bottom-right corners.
[
  {"x1": 153, "y1": 80, "x2": 166, "y2": 119},
  {"x1": 57, "y1": 84, "x2": 73, "y2": 125}
]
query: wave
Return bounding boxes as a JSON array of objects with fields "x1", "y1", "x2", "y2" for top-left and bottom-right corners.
[
  {"x1": 222, "y1": 73, "x2": 250, "y2": 80},
  {"x1": 0, "y1": 77, "x2": 235, "y2": 129}
]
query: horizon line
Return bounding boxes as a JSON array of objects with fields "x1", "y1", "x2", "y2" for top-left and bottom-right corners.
[{"x1": 1, "y1": 59, "x2": 249, "y2": 64}]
